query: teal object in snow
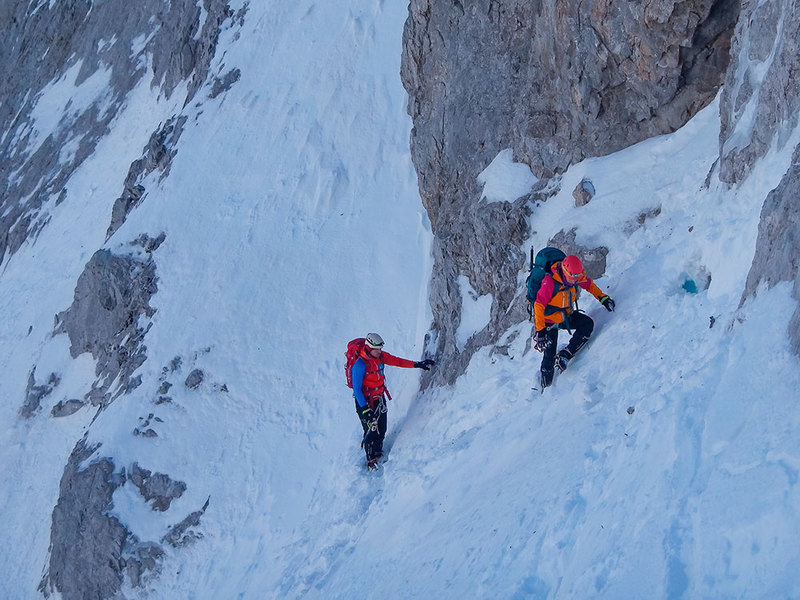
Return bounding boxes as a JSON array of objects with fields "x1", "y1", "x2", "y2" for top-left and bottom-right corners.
[{"x1": 682, "y1": 278, "x2": 698, "y2": 294}]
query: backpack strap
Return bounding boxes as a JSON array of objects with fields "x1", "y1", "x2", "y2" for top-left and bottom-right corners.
[{"x1": 542, "y1": 266, "x2": 581, "y2": 331}]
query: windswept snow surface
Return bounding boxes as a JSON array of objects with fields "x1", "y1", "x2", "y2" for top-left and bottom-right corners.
[{"x1": 1, "y1": 2, "x2": 800, "y2": 600}]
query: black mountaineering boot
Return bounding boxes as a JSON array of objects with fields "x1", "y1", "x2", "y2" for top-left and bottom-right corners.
[
  {"x1": 540, "y1": 368, "x2": 553, "y2": 391},
  {"x1": 555, "y1": 349, "x2": 573, "y2": 373}
]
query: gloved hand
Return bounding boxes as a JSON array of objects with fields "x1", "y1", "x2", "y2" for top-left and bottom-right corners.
[
  {"x1": 414, "y1": 359, "x2": 435, "y2": 370},
  {"x1": 534, "y1": 329, "x2": 551, "y2": 352},
  {"x1": 359, "y1": 405, "x2": 375, "y2": 422},
  {"x1": 599, "y1": 295, "x2": 615, "y2": 312}
]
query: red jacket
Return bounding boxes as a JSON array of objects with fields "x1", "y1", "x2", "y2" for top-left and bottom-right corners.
[{"x1": 352, "y1": 348, "x2": 415, "y2": 408}]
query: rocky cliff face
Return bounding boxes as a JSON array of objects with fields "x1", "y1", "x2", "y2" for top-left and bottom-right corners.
[
  {"x1": 717, "y1": 0, "x2": 800, "y2": 352},
  {"x1": 402, "y1": 0, "x2": 739, "y2": 183},
  {"x1": 402, "y1": 0, "x2": 741, "y2": 386},
  {"x1": 718, "y1": 0, "x2": 800, "y2": 185},
  {"x1": 743, "y1": 144, "x2": 800, "y2": 355},
  {"x1": 4, "y1": 0, "x2": 800, "y2": 597},
  {"x1": 1, "y1": 2, "x2": 241, "y2": 598},
  {"x1": 0, "y1": 0, "x2": 240, "y2": 265}
]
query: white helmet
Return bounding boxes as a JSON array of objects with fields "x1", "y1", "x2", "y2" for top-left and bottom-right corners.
[{"x1": 365, "y1": 332, "x2": 384, "y2": 349}]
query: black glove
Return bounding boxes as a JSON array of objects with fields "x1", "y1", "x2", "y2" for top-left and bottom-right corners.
[
  {"x1": 599, "y1": 295, "x2": 615, "y2": 312},
  {"x1": 534, "y1": 329, "x2": 551, "y2": 352},
  {"x1": 414, "y1": 359, "x2": 435, "y2": 370},
  {"x1": 358, "y1": 405, "x2": 375, "y2": 422}
]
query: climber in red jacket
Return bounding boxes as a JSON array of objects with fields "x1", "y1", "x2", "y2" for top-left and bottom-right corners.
[{"x1": 350, "y1": 332, "x2": 434, "y2": 469}]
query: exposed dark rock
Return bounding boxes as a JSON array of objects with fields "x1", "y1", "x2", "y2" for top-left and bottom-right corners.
[
  {"x1": 185, "y1": 368, "x2": 205, "y2": 389},
  {"x1": 720, "y1": 0, "x2": 800, "y2": 357},
  {"x1": 84, "y1": 385, "x2": 109, "y2": 407},
  {"x1": 19, "y1": 369, "x2": 60, "y2": 419},
  {"x1": 402, "y1": 0, "x2": 738, "y2": 189},
  {"x1": 166, "y1": 356, "x2": 184, "y2": 374},
  {"x1": 134, "y1": 428, "x2": 159, "y2": 438},
  {"x1": 51, "y1": 399, "x2": 85, "y2": 418},
  {"x1": 719, "y1": 0, "x2": 799, "y2": 184},
  {"x1": 129, "y1": 464, "x2": 187, "y2": 512},
  {"x1": 130, "y1": 232, "x2": 167, "y2": 253},
  {"x1": 741, "y1": 142, "x2": 800, "y2": 353},
  {"x1": 107, "y1": 119, "x2": 187, "y2": 239},
  {"x1": 54, "y1": 248, "x2": 159, "y2": 407},
  {"x1": 548, "y1": 229, "x2": 608, "y2": 281},
  {"x1": 124, "y1": 543, "x2": 164, "y2": 589},
  {"x1": 163, "y1": 497, "x2": 210, "y2": 548},
  {"x1": 572, "y1": 179, "x2": 595, "y2": 207},
  {"x1": 210, "y1": 68, "x2": 242, "y2": 98},
  {"x1": 39, "y1": 439, "x2": 199, "y2": 597},
  {"x1": 420, "y1": 196, "x2": 529, "y2": 387},
  {"x1": 39, "y1": 440, "x2": 129, "y2": 600},
  {"x1": 0, "y1": 1, "x2": 241, "y2": 265},
  {"x1": 402, "y1": 0, "x2": 739, "y2": 386}
]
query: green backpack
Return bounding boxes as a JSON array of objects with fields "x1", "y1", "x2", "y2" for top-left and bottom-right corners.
[{"x1": 525, "y1": 247, "x2": 566, "y2": 318}]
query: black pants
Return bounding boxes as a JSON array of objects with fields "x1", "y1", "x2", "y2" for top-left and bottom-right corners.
[
  {"x1": 540, "y1": 311, "x2": 594, "y2": 387},
  {"x1": 355, "y1": 396, "x2": 387, "y2": 462}
]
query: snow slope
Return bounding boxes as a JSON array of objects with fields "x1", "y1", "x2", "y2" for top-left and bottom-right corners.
[{"x1": 2, "y1": 1, "x2": 800, "y2": 599}]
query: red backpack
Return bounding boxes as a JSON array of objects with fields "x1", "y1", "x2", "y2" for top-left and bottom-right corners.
[{"x1": 344, "y1": 338, "x2": 366, "y2": 389}]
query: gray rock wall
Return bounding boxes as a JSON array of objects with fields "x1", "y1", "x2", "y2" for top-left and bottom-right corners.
[
  {"x1": 720, "y1": 0, "x2": 800, "y2": 351},
  {"x1": 718, "y1": 0, "x2": 800, "y2": 184},
  {"x1": 0, "y1": 0, "x2": 238, "y2": 265},
  {"x1": 55, "y1": 238, "x2": 163, "y2": 408},
  {"x1": 403, "y1": 0, "x2": 738, "y2": 184},
  {"x1": 0, "y1": 4, "x2": 244, "y2": 597},
  {"x1": 742, "y1": 143, "x2": 800, "y2": 353},
  {"x1": 39, "y1": 440, "x2": 129, "y2": 600},
  {"x1": 107, "y1": 116, "x2": 188, "y2": 240},
  {"x1": 402, "y1": 0, "x2": 739, "y2": 385},
  {"x1": 39, "y1": 439, "x2": 200, "y2": 600}
]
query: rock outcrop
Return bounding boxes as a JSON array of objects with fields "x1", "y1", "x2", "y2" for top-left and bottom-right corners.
[
  {"x1": 19, "y1": 369, "x2": 61, "y2": 419},
  {"x1": 107, "y1": 116, "x2": 188, "y2": 240},
  {"x1": 720, "y1": 0, "x2": 800, "y2": 352},
  {"x1": 402, "y1": 0, "x2": 739, "y2": 385},
  {"x1": 742, "y1": 143, "x2": 800, "y2": 353},
  {"x1": 55, "y1": 236, "x2": 163, "y2": 408},
  {"x1": 39, "y1": 439, "x2": 202, "y2": 599},
  {"x1": 0, "y1": 4, "x2": 248, "y2": 591},
  {"x1": 0, "y1": 0, "x2": 240, "y2": 265},
  {"x1": 718, "y1": 0, "x2": 800, "y2": 185},
  {"x1": 40, "y1": 441, "x2": 130, "y2": 600}
]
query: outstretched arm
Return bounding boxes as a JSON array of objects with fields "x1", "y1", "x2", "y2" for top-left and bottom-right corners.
[
  {"x1": 383, "y1": 352, "x2": 435, "y2": 370},
  {"x1": 580, "y1": 279, "x2": 615, "y2": 311},
  {"x1": 381, "y1": 352, "x2": 416, "y2": 369}
]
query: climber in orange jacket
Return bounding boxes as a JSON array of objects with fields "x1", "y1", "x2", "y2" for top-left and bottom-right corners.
[{"x1": 533, "y1": 255, "x2": 615, "y2": 389}]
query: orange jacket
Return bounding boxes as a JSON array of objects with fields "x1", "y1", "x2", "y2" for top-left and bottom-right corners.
[{"x1": 533, "y1": 261, "x2": 606, "y2": 331}]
